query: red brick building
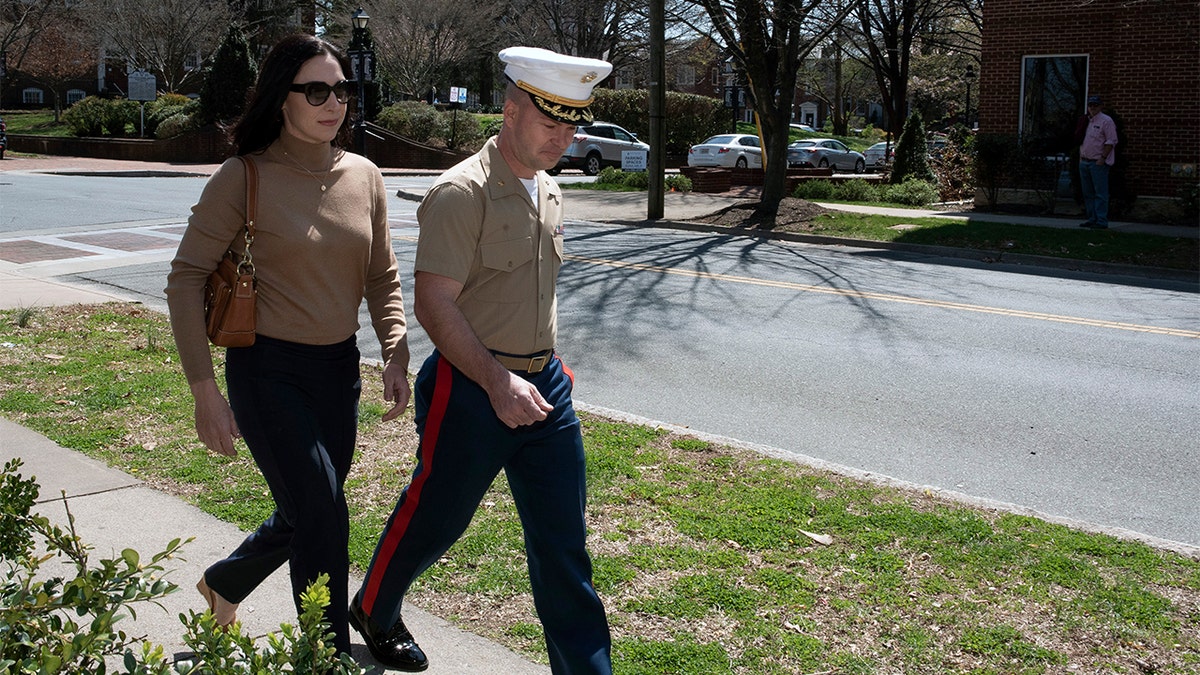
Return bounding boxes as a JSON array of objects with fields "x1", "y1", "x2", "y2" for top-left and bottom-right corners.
[{"x1": 979, "y1": 0, "x2": 1199, "y2": 210}]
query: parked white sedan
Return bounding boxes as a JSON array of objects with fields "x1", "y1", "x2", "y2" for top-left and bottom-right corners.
[{"x1": 687, "y1": 134, "x2": 763, "y2": 169}]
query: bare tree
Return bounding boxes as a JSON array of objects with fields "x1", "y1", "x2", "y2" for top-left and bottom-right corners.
[
  {"x1": 84, "y1": 0, "x2": 231, "y2": 93},
  {"x1": 677, "y1": 0, "x2": 855, "y2": 220},
  {"x1": 368, "y1": 0, "x2": 500, "y2": 102},
  {"x1": 495, "y1": 0, "x2": 653, "y2": 82}
]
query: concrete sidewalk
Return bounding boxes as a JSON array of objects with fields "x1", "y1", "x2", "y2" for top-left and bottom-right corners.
[{"x1": 0, "y1": 416, "x2": 550, "y2": 674}]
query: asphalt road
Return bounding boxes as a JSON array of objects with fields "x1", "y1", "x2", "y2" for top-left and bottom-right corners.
[{"x1": 3, "y1": 172, "x2": 1198, "y2": 553}]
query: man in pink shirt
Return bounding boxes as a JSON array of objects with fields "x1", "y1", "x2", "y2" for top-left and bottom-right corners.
[{"x1": 1078, "y1": 94, "x2": 1118, "y2": 229}]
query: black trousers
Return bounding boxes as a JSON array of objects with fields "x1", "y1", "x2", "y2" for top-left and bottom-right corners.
[{"x1": 205, "y1": 334, "x2": 361, "y2": 655}]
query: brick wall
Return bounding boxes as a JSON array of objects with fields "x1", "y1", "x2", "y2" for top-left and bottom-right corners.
[
  {"x1": 980, "y1": 0, "x2": 1199, "y2": 198},
  {"x1": 7, "y1": 123, "x2": 471, "y2": 170}
]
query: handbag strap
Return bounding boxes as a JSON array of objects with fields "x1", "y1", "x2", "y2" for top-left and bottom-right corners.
[{"x1": 235, "y1": 156, "x2": 258, "y2": 276}]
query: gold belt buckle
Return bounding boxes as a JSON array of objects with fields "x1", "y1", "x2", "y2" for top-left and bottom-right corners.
[{"x1": 527, "y1": 353, "x2": 550, "y2": 373}]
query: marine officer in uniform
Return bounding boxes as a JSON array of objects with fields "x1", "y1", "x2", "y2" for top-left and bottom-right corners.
[{"x1": 348, "y1": 46, "x2": 615, "y2": 674}]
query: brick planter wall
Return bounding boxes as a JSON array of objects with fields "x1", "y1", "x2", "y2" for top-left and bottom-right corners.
[
  {"x1": 7, "y1": 122, "x2": 471, "y2": 170},
  {"x1": 8, "y1": 126, "x2": 229, "y2": 163},
  {"x1": 680, "y1": 167, "x2": 732, "y2": 193}
]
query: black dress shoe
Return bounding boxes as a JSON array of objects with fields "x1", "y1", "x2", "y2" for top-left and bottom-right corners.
[{"x1": 349, "y1": 594, "x2": 429, "y2": 672}]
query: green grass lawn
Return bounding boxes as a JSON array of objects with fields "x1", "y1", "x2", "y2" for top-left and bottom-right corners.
[
  {"x1": 2, "y1": 109, "x2": 74, "y2": 137},
  {"x1": 2, "y1": 304, "x2": 1198, "y2": 674}
]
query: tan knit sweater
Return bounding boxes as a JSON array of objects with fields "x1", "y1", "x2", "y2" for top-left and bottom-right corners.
[{"x1": 165, "y1": 132, "x2": 408, "y2": 385}]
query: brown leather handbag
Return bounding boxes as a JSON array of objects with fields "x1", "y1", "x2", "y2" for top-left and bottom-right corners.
[{"x1": 204, "y1": 156, "x2": 259, "y2": 348}]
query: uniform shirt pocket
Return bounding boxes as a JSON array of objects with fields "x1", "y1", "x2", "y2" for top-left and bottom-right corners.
[
  {"x1": 481, "y1": 235, "x2": 534, "y2": 271},
  {"x1": 477, "y1": 235, "x2": 535, "y2": 302}
]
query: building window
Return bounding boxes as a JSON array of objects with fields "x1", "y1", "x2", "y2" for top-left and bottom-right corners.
[
  {"x1": 23, "y1": 88, "x2": 44, "y2": 105},
  {"x1": 712, "y1": 67, "x2": 720, "y2": 86},
  {"x1": 184, "y1": 51, "x2": 201, "y2": 72},
  {"x1": 615, "y1": 67, "x2": 633, "y2": 90},
  {"x1": 676, "y1": 64, "x2": 695, "y2": 87},
  {"x1": 1020, "y1": 55, "x2": 1088, "y2": 155},
  {"x1": 67, "y1": 89, "x2": 86, "y2": 105}
]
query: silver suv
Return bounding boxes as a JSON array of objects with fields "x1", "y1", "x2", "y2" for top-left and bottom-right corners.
[{"x1": 553, "y1": 122, "x2": 649, "y2": 176}]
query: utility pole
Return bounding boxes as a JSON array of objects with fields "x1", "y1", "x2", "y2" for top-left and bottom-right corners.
[{"x1": 647, "y1": 0, "x2": 665, "y2": 220}]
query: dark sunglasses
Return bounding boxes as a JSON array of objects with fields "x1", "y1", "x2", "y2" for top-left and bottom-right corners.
[{"x1": 289, "y1": 80, "x2": 352, "y2": 106}]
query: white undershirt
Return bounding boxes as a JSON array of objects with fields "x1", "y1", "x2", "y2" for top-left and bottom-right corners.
[{"x1": 519, "y1": 176, "x2": 539, "y2": 212}]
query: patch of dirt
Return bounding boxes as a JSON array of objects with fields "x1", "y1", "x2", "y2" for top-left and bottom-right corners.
[{"x1": 694, "y1": 197, "x2": 835, "y2": 233}]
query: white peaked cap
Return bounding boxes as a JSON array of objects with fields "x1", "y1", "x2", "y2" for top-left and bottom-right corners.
[{"x1": 499, "y1": 46, "x2": 613, "y2": 123}]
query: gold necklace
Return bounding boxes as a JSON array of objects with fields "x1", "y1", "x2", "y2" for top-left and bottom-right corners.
[{"x1": 281, "y1": 150, "x2": 329, "y2": 192}]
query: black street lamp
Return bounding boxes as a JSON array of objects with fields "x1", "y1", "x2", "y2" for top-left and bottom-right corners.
[
  {"x1": 350, "y1": 8, "x2": 372, "y2": 156},
  {"x1": 964, "y1": 64, "x2": 976, "y2": 129}
]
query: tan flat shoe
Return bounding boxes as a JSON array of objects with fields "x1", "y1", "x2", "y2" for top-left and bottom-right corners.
[{"x1": 196, "y1": 575, "x2": 239, "y2": 628}]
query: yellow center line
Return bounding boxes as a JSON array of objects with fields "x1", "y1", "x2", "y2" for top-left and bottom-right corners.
[{"x1": 565, "y1": 254, "x2": 1200, "y2": 339}]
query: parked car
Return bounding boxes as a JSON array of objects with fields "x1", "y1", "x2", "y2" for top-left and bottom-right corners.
[
  {"x1": 687, "y1": 134, "x2": 763, "y2": 169},
  {"x1": 786, "y1": 138, "x2": 866, "y2": 173},
  {"x1": 0, "y1": 116, "x2": 7, "y2": 160},
  {"x1": 926, "y1": 133, "x2": 949, "y2": 158},
  {"x1": 789, "y1": 123, "x2": 816, "y2": 133},
  {"x1": 553, "y1": 121, "x2": 648, "y2": 176},
  {"x1": 863, "y1": 141, "x2": 894, "y2": 168}
]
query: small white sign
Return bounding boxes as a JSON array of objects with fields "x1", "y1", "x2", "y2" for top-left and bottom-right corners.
[
  {"x1": 621, "y1": 150, "x2": 647, "y2": 172},
  {"x1": 128, "y1": 70, "x2": 156, "y2": 102}
]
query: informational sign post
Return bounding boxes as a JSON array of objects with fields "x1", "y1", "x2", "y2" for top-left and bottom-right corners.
[
  {"x1": 127, "y1": 70, "x2": 157, "y2": 137},
  {"x1": 447, "y1": 87, "x2": 468, "y2": 148}
]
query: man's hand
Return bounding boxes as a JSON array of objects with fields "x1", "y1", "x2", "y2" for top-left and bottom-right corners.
[
  {"x1": 487, "y1": 370, "x2": 554, "y2": 428},
  {"x1": 191, "y1": 379, "x2": 240, "y2": 457},
  {"x1": 382, "y1": 361, "x2": 412, "y2": 421}
]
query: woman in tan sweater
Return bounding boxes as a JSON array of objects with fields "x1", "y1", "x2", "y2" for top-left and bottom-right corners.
[{"x1": 165, "y1": 34, "x2": 410, "y2": 657}]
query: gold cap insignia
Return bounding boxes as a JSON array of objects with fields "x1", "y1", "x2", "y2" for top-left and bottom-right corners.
[{"x1": 581, "y1": 72, "x2": 598, "y2": 84}]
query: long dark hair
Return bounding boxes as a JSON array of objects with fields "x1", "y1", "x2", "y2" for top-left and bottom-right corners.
[{"x1": 231, "y1": 34, "x2": 353, "y2": 156}]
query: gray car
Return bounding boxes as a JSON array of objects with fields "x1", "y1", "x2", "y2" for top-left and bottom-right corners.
[
  {"x1": 787, "y1": 138, "x2": 866, "y2": 173},
  {"x1": 553, "y1": 122, "x2": 649, "y2": 176},
  {"x1": 863, "y1": 141, "x2": 894, "y2": 168}
]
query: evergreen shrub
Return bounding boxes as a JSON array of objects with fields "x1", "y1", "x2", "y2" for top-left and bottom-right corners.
[
  {"x1": 596, "y1": 166, "x2": 624, "y2": 185},
  {"x1": 156, "y1": 110, "x2": 202, "y2": 139},
  {"x1": 831, "y1": 178, "x2": 878, "y2": 202},
  {"x1": 146, "y1": 94, "x2": 194, "y2": 136},
  {"x1": 622, "y1": 171, "x2": 650, "y2": 189},
  {"x1": 440, "y1": 109, "x2": 485, "y2": 152},
  {"x1": 102, "y1": 99, "x2": 139, "y2": 137},
  {"x1": 199, "y1": 26, "x2": 256, "y2": 124},
  {"x1": 377, "y1": 101, "x2": 441, "y2": 144},
  {"x1": 666, "y1": 174, "x2": 693, "y2": 192},
  {"x1": 880, "y1": 179, "x2": 940, "y2": 206},
  {"x1": 62, "y1": 96, "x2": 107, "y2": 136},
  {"x1": 891, "y1": 110, "x2": 936, "y2": 185},
  {"x1": 792, "y1": 179, "x2": 835, "y2": 200}
]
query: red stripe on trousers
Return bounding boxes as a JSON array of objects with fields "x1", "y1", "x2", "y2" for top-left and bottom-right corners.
[
  {"x1": 361, "y1": 356, "x2": 453, "y2": 615},
  {"x1": 560, "y1": 356, "x2": 574, "y2": 385}
]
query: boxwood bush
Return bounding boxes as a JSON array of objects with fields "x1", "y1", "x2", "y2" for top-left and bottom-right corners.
[
  {"x1": 62, "y1": 96, "x2": 108, "y2": 136},
  {"x1": 377, "y1": 100, "x2": 441, "y2": 144}
]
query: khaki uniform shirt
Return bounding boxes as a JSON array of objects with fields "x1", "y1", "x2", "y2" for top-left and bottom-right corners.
[{"x1": 415, "y1": 137, "x2": 563, "y2": 355}]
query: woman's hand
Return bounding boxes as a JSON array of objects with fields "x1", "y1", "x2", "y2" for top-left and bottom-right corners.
[
  {"x1": 191, "y1": 379, "x2": 241, "y2": 457},
  {"x1": 382, "y1": 361, "x2": 412, "y2": 422}
]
